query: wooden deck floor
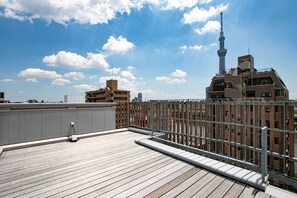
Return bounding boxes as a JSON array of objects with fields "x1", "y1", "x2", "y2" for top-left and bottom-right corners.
[{"x1": 0, "y1": 131, "x2": 273, "y2": 198}]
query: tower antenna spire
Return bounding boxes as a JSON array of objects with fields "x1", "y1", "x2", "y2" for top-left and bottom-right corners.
[
  {"x1": 217, "y1": 12, "x2": 227, "y2": 75},
  {"x1": 220, "y1": 12, "x2": 223, "y2": 32}
]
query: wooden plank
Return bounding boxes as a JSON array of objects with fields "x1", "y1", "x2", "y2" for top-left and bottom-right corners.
[
  {"x1": 99, "y1": 161, "x2": 186, "y2": 198},
  {"x1": 192, "y1": 175, "x2": 224, "y2": 198},
  {"x1": 160, "y1": 169, "x2": 208, "y2": 198},
  {"x1": 0, "y1": 138, "x2": 160, "y2": 197},
  {"x1": 239, "y1": 185, "x2": 258, "y2": 198},
  {"x1": 144, "y1": 168, "x2": 201, "y2": 198},
  {"x1": 207, "y1": 178, "x2": 234, "y2": 198},
  {"x1": 176, "y1": 173, "x2": 216, "y2": 197},
  {"x1": 128, "y1": 165, "x2": 194, "y2": 197},
  {"x1": 20, "y1": 153, "x2": 166, "y2": 197},
  {"x1": 55, "y1": 156, "x2": 175, "y2": 197},
  {"x1": 223, "y1": 182, "x2": 245, "y2": 198}
]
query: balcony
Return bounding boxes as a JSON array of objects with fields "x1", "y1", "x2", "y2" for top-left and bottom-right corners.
[{"x1": 0, "y1": 101, "x2": 296, "y2": 197}]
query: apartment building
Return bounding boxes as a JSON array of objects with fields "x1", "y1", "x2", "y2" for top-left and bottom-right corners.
[
  {"x1": 86, "y1": 79, "x2": 130, "y2": 128},
  {"x1": 85, "y1": 79, "x2": 130, "y2": 103},
  {"x1": 206, "y1": 54, "x2": 289, "y2": 101}
]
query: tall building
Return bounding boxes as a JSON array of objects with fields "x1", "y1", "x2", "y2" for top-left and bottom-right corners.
[
  {"x1": 132, "y1": 92, "x2": 143, "y2": 102},
  {"x1": 0, "y1": 92, "x2": 4, "y2": 103},
  {"x1": 218, "y1": 12, "x2": 227, "y2": 75},
  {"x1": 64, "y1": 95, "x2": 68, "y2": 103},
  {"x1": 85, "y1": 79, "x2": 130, "y2": 103},
  {"x1": 205, "y1": 12, "x2": 293, "y2": 185},
  {"x1": 207, "y1": 54, "x2": 289, "y2": 101},
  {"x1": 207, "y1": 12, "x2": 288, "y2": 101}
]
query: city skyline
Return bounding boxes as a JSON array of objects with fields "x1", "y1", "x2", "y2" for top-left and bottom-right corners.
[{"x1": 0, "y1": 0, "x2": 297, "y2": 102}]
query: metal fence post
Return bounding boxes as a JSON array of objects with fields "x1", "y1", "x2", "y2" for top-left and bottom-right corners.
[{"x1": 261, "y1": 126, "x2": 268, "y2": 183}]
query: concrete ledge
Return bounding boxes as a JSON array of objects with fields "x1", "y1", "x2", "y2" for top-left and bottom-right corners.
[
  {"x1": 2, "y1": 128, "x2": 128, "y2": 152},
  {"x1": 136, "y1": 138, "x2": 267, "y2": 191},
  {"x1": 127, "y1": 127, "x2": 152, "y2": 135},
  {"x1": 0, "y1": 146, "x2": 3, "y2": 156},
  {"x1": 265, "y1": 185, "x2": 297, "y2": 198}
]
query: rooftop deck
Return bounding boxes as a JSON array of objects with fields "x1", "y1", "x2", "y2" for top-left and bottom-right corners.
[{"x1": 0, "y1": 131, "x2": 274, "y2": 198}]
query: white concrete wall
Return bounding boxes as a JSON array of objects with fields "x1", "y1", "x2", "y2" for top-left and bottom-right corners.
[{"x1": 0, "y1": 103, "x2": 116, "y2": 145}]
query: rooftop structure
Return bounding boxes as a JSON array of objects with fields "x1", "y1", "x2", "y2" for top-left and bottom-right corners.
[
  {"x1": 85, "y1": 79, "x2": 130, "y2": 103},
  {"x1": 0, "y1": 101, "x2": 296, "y2": 197}
]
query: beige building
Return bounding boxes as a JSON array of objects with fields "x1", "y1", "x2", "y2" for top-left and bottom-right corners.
[
  {"x1": 207, "y1": 54, "x2": 289, "y2": 101},
  {"x1": 85, "y1": 79, "x2": 130, "y2": 103}
]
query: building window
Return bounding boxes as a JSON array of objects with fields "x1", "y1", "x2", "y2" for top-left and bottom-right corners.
[
  {"x1": 213, "y1": 81, "x2": 226, "y2": 91},
  {"x1": 261, "y1": 92, "x2": 272, "y2": 97},
  {"x1": 275, "y1": 89, "x2": 281, "y2": 97},
  {"x1": 246, "y1": 77, "x2": 274, "y2": 86},
  {"x1": 246, "y1": 91, "x2": 255, "y2": 97}
]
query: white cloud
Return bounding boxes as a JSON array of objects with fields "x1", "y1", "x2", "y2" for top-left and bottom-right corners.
[
  {"x1": 74, "y1": 84, "x2": 97, "y2": 91},
  {"x1": 88, "y1": 75, "x2": 97, "y2": 79},
  {"x1": 171, "y1": 69, "x2": 187, "y2": 78},
  {"x1": 0, "y1": 0, "x2": 215, "y2": 25},
  {"x1": 155, "y1": 76, "x2": 186, "y2": 84},
  {"x1": 180, "y1": 43, "x2": 216, "y2": 53},
  {"x1": 162, "y1": 0, "x2": 198, "y2": 10},
  {"x1": 161, "y1": 0, "x2": 212, "y2": 10},
  {"x1": 0, "y1": 8, "x2": 32, "y2": 22},
  {"x1": 195, "y1": 20, "x2": 220, "y2": 35},
  {"x1": 156, "y1": 69, "x2": 187, "y2": 84},
  {"x1": 52, "y1": 78, "x2": 71, "y2": 86},
  {"x1": 183, "y1": 4, "x2": 229, "y2": 24},
  {"x1": 43, "y1": 51, "x2": 109, "y2": 70},
  {"x1": 102, "y1": 36, "x2": 134, "y2": 55},
  {"x1": 179, "y1": 45, "x2": 203, "y2": 50},
  {"x1": 141, "y1": 89, "x2": 156, "y2": 95},
  {"x1": 180, "y1": 45, "x2": 188, "y2": 51},
  {"x1": 1, "y1": 78, "x2": 14, "y2": 82},
  {"x1": 156, "y1": 76, "x2": 172, "y2": 81},
  {"x1": 26, "y1": 78, "x2": 38, "y2": 83},
  {"x1": 18, "y1": 68, "x2": 62, "y2": 82},
  {"x1": 64, "y1": 72, "x2": 85, "y2": 80},
  {"x1": 106, "y1": 67, "x2": 121, "y2": 75},
  {"x1": 0, "y1": 1, "x2": 134, "y2": 25},
  {"x1": 127, "y1": 66, "x2": 134, "y2": 70},
  {"x1": 121, "y1": 70, "x2": 137, "y2": 80}
]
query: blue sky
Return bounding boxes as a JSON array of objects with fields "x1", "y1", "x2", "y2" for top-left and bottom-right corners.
[{"x1": 0, "y1": 0, "x2": 296, "y2": 102}]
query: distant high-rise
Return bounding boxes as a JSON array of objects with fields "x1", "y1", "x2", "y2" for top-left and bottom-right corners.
[
  {"x1": 138, "y1": 93, "x2": 142, "y2": 102},
  {"x1": 132, "y1": 92, "x2": 143, "y2": 102},
  {"x1": 217, "y1": 12, "x2": 227, "y2": 75},
  {"x1": 0, "y1": 92, "x2": 4, "y2": 103},
  {"x1": 64, "y1": 95, "x2": 68, "y2": 103}
]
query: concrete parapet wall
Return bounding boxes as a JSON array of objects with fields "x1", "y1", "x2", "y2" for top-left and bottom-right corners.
[{"x1": 0, "y1": 103, "x2": 117, "y2": 146}]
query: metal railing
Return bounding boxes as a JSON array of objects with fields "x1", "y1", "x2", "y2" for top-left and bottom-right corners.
[{"x1": 116, "y1": 99, "x2": 297, "y2": 191}]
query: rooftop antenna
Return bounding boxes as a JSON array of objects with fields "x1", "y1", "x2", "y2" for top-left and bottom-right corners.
[
  {"x1": 111, "y1": 66, "x2": 114, "y2": 79},
  {"x1": 248, "y1": 48, "x2": 250, "y2": 55},
  {"x1": 220, "y1": 12, "x2": 223, "y2": 32}
]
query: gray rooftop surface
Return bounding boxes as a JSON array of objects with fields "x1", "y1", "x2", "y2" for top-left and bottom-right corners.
[{"x1": 0, "y1": 131, "x2": 274, "y2": 197}]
